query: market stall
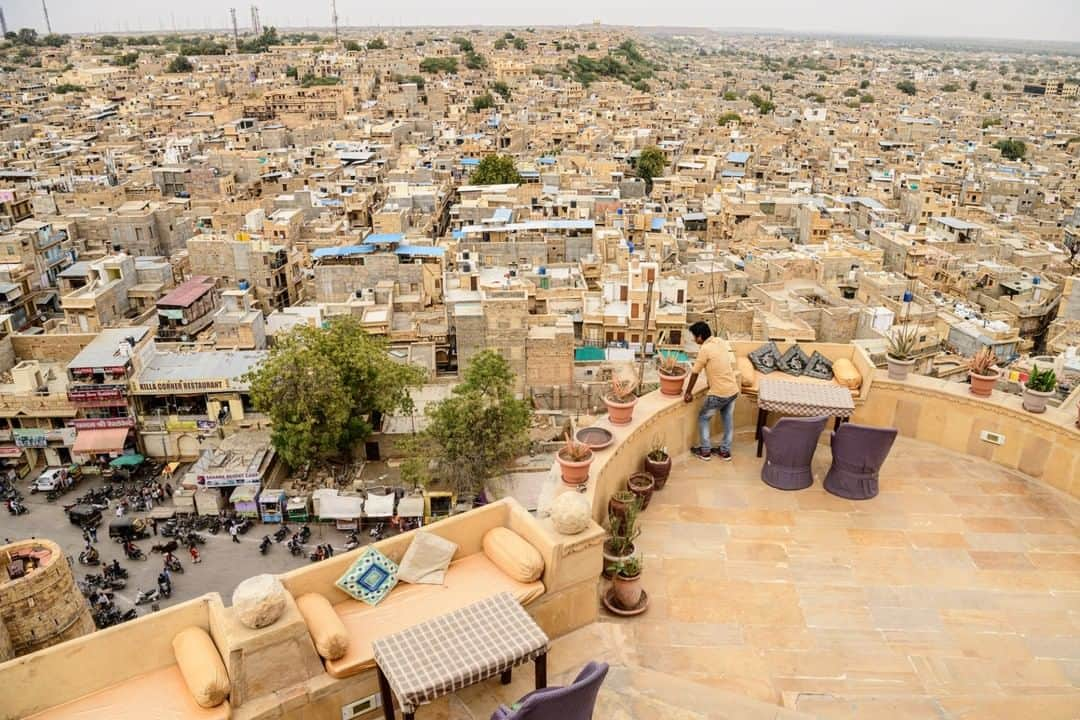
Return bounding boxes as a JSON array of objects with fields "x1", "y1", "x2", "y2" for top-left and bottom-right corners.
[
  {"x1": 258, "y1": 489, "x2": 286, "y2": 523},
  {"x1": 363, "y1": 489, "x2": 396, "y2": 526},
  {"x1": 317, "y1": 492, "x2": 364, "y2": 531},
  {"x1": 397, "y1": 494, "x2": 425, "y2": 528},
  {"x1": 229, "y1": 484, "x2": 261, "y2": 518},
  {"x1": 285, "y1": 496, "x2": 310, "y2": 523},
  {"x1": 172, "y1": 487, "x2": 196, "y2": 515}
]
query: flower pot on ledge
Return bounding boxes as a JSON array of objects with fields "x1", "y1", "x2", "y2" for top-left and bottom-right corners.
[
  {"x1": 604, "y1": 394, "x2": 638, "y2": 426},
  {"x1": 557, "y1": 448, "x2": 594, "y2": 486},
  {"x1": 658, "y1": 369, "x2": 687, "y2": 397},
  {"x1": 627, "y1": 472, "x2": 655, "y2": 510},
  {"x1": 886, "y1": 356, "x2": 915, "y2": 381},
  {"x1": 643, "y1": 453, "x2": 671, "y2": 490},
  {"x1": 1022, "y1": 387, "x2": 1053, "y2": 414},
  {"x1": 968, "y1": 370, "x2": 999, "y2": 398}
]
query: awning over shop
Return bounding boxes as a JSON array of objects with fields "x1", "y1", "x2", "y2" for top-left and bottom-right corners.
[
  {"x1": 109, "y1": 453, "x2": 144, "y2": 468},
  {"x1": 73, "y1": 427, "x2": 129, "y2": 454},
  {"x1": 317, "y1": 494, "x2": 365, "y2": 520}
]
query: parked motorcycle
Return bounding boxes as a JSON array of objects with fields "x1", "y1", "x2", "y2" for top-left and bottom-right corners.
[
  {"x1": 163, "y1": 555, "x2": 184, "y2": 574},
  {"x1": 258, "y1": 535, "x2": 272, "y2": 555},
  {"x1": 6, "y1": 499, "x2": 27, "y2": 515},
  {"x1": 299, "y1": 525, "x2": 312, "y2": 544},
  {"x1": 78, "y1": 548, "x2": 100, "y2": 566},
  {"x1": 287, "y1": 535, "x2": 304, "y2": 557},
  {"x1": 273, "y1": 524, "x2": 291, "y2": 543},
  {"x1": 135, "y1": 587, "x2": 160, "y2": 605},
  {"x1": 343, "y1": 532, "x2": 360, "y2": 551},
  {"x1": 104, "y1": 561, "x2": 127, "y2": 580},
  {"x1": 123, "y1": 542, "x2": 146, "y2": 561}
]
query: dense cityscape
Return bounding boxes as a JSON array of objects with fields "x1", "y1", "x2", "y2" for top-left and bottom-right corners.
[{"x1": 0, "y1": 8, "x2": 1078, "y2": 720}]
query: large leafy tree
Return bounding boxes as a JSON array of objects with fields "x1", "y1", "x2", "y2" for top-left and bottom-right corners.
[
  {"x1": 469, "y1": 154, "x2": 522, "y2": 185},
  {"x1": 422, "y1": 351, "x2": 532, "y2": 499},
  {"x1": 246, "y1": 317, "x2": 425, "y2": 468},
  {"x1": 635, "y1": 145, "x2": 665, "y2": 193}
]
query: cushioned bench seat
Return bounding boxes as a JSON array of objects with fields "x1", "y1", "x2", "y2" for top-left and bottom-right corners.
[
  {"x1": 325, "y1": 552, "x2": 545, "y2": 679},
  {"x1": 736, "y1": 356, "x2": 863, "y2": 395},
  {"x1": 27, "y1": 664, "x2": 231, "y2": 720}
]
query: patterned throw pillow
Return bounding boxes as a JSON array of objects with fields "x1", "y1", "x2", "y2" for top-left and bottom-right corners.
[
  {"x1": 804, "y1": 351, "x2": 834, "y2": 380},
  {"x1": 748, "y1": 342, "x2": 782, "y2": 374},
  {"x1": 335, "y1": 547, "x2": 398, "y2": 606},
  {"x1": 779, "y1": 345, "x2": 811, "y2": 376}
]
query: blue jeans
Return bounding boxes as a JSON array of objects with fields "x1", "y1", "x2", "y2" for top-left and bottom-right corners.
[{"x1": 699, "y1": 394, "x2": 737, "y2": 453}]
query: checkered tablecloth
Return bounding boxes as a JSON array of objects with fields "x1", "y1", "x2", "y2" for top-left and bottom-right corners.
[
  {"x1": 758, "y1": 378, "x2": 855, "y2": 417},
  {"x1": 373, "y1": 592, "x2": 550, "y2": 714}
]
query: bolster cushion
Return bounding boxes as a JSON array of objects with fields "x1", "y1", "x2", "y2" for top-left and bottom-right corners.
[
  {"x1": 833, "y1": 357, "x2": 862, "y2": 390},
  {"x1": 482, "y1": 527, "x2": 543, "y2": 583},
  {"x1": 736, "y1": 356, "x2": 756, "y2": 388},
  {"x1": 296, "y1": 592, "x2": 350, "y2": 660},
  {"x1": 172, "y1": 627, "x2": 230, "y2": 708}
]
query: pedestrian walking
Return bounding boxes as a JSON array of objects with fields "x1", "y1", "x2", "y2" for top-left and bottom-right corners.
[
  {"x1": 189, "y1": 544, "x2": 201, "y2": 564},
  {"x1": 325, "y1": 543, "x2": 334, "y2": 558},
  {"x1": 150, "y1": 517, "x2": 158, "y2": 536},
  {"x1": 115, "y1": 505, "x2": 124, "y2": 518},
  {"x1": 89, "y1": 526, "x2": 97, "y2": 543},
  {"x1": 83, "y1": 528, "x2": 91, "y2": 544},
  {"x1": 230, "y1": 524, "x2": 240, "y2": 543}
]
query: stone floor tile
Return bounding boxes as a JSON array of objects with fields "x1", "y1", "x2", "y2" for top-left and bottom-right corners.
[
  {"x1": 967, "y1": 550, "x2": 1036, "y2": 571},
  {"x1": 870, "y1": 606, "x2": 945, "y2": 632}
]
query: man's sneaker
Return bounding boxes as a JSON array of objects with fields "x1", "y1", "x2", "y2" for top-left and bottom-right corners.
[
  {"x1": 715, "y1": 450, "x2": 732, "y2": 462},
  {"x1": 693, "y1": 448, "x2": 712, "y2": 461}
]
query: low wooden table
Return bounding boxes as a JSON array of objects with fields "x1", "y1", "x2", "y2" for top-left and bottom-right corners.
[
  {"x1": 755, "y1": 378, "x2": 855, "y2": 457},
  {"x1": 373, "y1": 592, "x2": 550, "y2": 719}
]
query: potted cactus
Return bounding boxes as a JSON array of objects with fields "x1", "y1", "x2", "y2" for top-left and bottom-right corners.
[
  {"x1": 627, "y1": 471, "x2": 655, "y2": 510},
  {"x1": 886, "y1": 323, "x2": 919, "y2": 381},
  {"x1": 602, "y1": 503, "x2": 640, "y2": 579},
  {"x1": 643, "y1": 434, "x2": 671, "y2": 490},
  {"x1": 608, "y1": 490, "x2": 637, "y2": 523},
  {"x1": 607, "y1": 555, "x2": 644, "y2": 610},
  {"x1": 1022, "y1": 365, "x2": 1056, "y2": 414},
  {"x1": 604, "y1": 375, "x2": 639, "y2": 426},
  {"x1": 657, "y1": 353, "x2": 687, "y2": 396},
  {"x1": 556, "y1": 432, "x2": 594, "y2": 486},
  {"x1": 967, "y1": 346, "x2": 1000, "y2": 398}
]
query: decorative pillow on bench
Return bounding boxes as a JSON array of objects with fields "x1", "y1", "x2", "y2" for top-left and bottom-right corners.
[
  {"x1": 296, "y1": 592, "x2": 349, "y2": 660},
  {"x1": 336, "y1": 547, "x2": 398, "y2": 606},
  {"x1": 748, "y1": 342, "x2": 782, "y2": 374},
  {"x1": 398, "y1": 531, "x2": 458, "y2": 585},
  {"x1": 779, "y1": 345, "x2": 810, "y2": 376},
  {"x1": 483, "y1": 527, "x2": 543, "y2": 583},
  {"x1": 172, "y1": 626, "x2": 230, "y2": 709},
  {"x1": 804, "y1": 351, "x2": 834, "y2": 381}
]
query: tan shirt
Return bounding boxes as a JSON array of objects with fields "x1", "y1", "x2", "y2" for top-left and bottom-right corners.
[{"x1": 691, "y1": 337, "x2": 740, "y2": 398}]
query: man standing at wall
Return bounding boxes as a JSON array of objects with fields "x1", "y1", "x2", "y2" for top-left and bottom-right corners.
[{"x1": 683, "y1": 321, "x2": 739, "y2": 461}]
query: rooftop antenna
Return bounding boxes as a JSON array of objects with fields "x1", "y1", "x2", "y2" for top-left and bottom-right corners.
[
  {"x1": 230, "y1": 8, "x2": 239, "y2": 50},
  {"x1": 41, "y1": 0, "x2": 52, "y2": 34},
  {"x1": 0, "y1": 8, "x2": 7, "y2": 36},
  {"x1": 330, "y1": 0, "x2": 339, "y2": 43}
]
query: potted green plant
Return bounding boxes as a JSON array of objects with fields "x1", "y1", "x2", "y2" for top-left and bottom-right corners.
[
  {"x1": 657, "y1": 353, "x2": 687, "y2": 396},
  {"x1": 643, "y1": 434, "x2": 671, "y2": 490},
  {"x1": 627, "y1": 471, "x2": 655, "y2": 510},
  {"x1": 1022, "y1": 365, "x2": 1056, "y2": 414},
  {"x1": 608, "y1": 490, "x2": 637, "y2": 523},
  {"x1": 607, "y1": 555, "x2": 643, "y2": 610},
  {"x1": 967, "y1": 346, "x2": 999, "y2": 398},
  {"x1": 886, "y1": 323, "x2": 919, "y2": 380},
  {"x1": 556, "y1": 432, "x2": 594, "y2": 486},
  {"x1": 602, "y1": 503, "x2": 640, "y2": 579},
  {"x1": 604, "y1": 376, "x2": 639, "y2": 425}
]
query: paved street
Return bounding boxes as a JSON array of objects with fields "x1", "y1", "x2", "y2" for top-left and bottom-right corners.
[{"x1": 4, "y1": 470, "x2": 364, "y2": 618}]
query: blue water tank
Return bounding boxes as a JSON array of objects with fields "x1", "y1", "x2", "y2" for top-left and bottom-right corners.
[
  {"x1": 537, "y1": 266, "x2": 547, "y2": 275},
  {"x1": 238, "y1": 279, "x2": 250, "y2": 290},
  {"x1": 1032, "y1": 276, "x2": 1040, "y2": 285},
  {"x1": 617, "y1": 207, "x2": 624, "y2": 215}
]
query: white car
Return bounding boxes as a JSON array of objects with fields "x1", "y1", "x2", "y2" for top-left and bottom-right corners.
[{"x1": 30, "y1": 467, "x2": 69, "y2": 493}]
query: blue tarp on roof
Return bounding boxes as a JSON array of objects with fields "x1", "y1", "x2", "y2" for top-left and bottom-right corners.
[
  {"x1": 574, "y1": 347, "x2": 606, "y2": 362},
  {"x1": 363, "y1": 233, "x2": 404, "y2": 245},
  {"x1": 492, "y1": 208, "x2": 512, "y2": 223},
  {"x1": 460, "y1": 157, "x2": 481, "y2": 166},
  {"x1": 395, "y1": 245, "x2": 445, "y2": 257},
  {"x1": 650, "y1": 217, "x2": 666, "y2": 231},
  {"x1": 452, "y1": 229, "x2": 465, "y2": 240},
  {"x1": 726, "y1": 151, "x2": 750, "y2": 164},
  {"x1": 537, "y1": 156, "x2": 557, "y2": 165},
  {"x1": 721, "y1": 169, "x2": 746, "y2": 178},
  {"x1": 312, "y1": 245, "x2": 375, "y2": 259}
]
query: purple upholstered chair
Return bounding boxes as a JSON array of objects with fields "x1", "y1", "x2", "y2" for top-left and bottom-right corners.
[
  {"x1": 490, "y1": 661, "x2": 609, "y2": 720},
  {"x1": 823, "y1": 423, "x2": 898, "y2": 500},
  {"x1": 760, "y1": 415, "x2": 829, "y2": 491}
]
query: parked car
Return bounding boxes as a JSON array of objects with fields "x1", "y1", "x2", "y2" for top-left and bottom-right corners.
[{"x1": 30, "y1": 467, "x2": 70, "y2": 493}]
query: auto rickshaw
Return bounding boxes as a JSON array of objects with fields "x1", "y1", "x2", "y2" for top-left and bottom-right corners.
[
  {"x1": 108, "y1": 516, "x2": 149, "y2": 542},
  {"x1": 67, "y1": 504, "x2": 103, "y2": 528}
]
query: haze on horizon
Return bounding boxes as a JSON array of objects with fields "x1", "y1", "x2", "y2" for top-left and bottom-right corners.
[{"x1": 2, "y1": 0, "x2": 1077, "y2": 44}]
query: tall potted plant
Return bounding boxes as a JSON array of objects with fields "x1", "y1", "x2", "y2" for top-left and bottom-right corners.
[
  {"x1": 556, "y1": 432, "x2": 594, "y2": 486},
  {"x1": 604, "y1": 376, "x2": 639, "y2": 426},
  {"x1": 643, "y1": 434, "x2": 671, "y2": 490},
  {"x1": 657, "y1": 353, "x2": 687, "y2": 397},
  {"x1": 607, "y1": 555, "x2": 644, "y2": 610},
  {"x1": 627, "y1": 471, "x2": 655, "y2": 510},
  {"x1": 1022, "y1": 365, "x2": 1056, "y2": 414},
  {"x1": 886, "y1": 323, "x2": 919, "y2": 381},
  {"x1": 602, "y1": 503, "x2": 640, "y2": 579},
  {"x1": 967, "y1": 346, "x2": 1000, "y2": 397}
]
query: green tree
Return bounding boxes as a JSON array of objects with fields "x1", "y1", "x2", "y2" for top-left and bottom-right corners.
[
  {"x1": 15, "y1": 28, "x2": 38, "y2": 46},
  {"x1": 285, "y1": 65, "x2": 298, "y2": 79},
  {"x1": 723, "y1": 90, "x2": 738, "y2": 101},
  {"x1": 896, "y1": 80, "x2": 917, "y2": 96},
  {"x1": 41, "y1": 34, "x2": 68, "y2": 47},
  {"x1": 942, "y1": 82, "x2": 959, "y2": 92},
  {"x1": 472, "y1": 92, "x2": 494, "y2": 112},
  {"x1": 968, "y1": 79, "x2": 978, "y2": 91},
  {"x1": 512, "y1": 37, "x2": 526, "y2": 51},
  {"x1": 469, "y1": 154, "x2": 521, "y2": 185},
  {"x1": 860, "y1": 93, "x2": 875, "y2": 103},
  {"x1": 748, "y1": 93, "x2": 775, "y2": 114},
  {"x1": 452, "y1": 37, "x2": 474, "y2": 53},
  {"x1": 782, "y1": 72, "x2": 795, "y2": 80},
  {"x1": 52, "y1": 83, "x2": 85, "y2": 94},
  {"x1": 344, "y1": 40, "x2": 362, "y2": 52},
  {"x1": 301, "y1": 74, "x2": 341, "y2": 87},
  {"x1": 464, "y1": 51, "x2": 486, "y2": 70},
  {"x1": 492, "y1": 80, "x2": 511, "y2": 100},
  {"x1": 246, "y1": 317, "x2": 424, "y2": 468},
  {"x1": 100, "y1": 35, "x2": 121, "y2": 47},
  {"x1": 421, "y1": 351, "x2": 532, "y2": 499},
  {"x1": 166, "y1": 55, "x2": 193, "y2": 73},
  {"x1": 843, "y1": 87, "x2": 858, "y2": 97},
  {"x1": 859, "y1": 79, "x2": 870, "y2": 89},
  {"x1": 113, "y1": 52, "x2": 139, "y2": 67},
  {"x1": 982, "y1": 91, "x2": 992, "y2": 100},
  {"x1": 587, "y1": 41, "x2": 597, "y2": 50},
  {"x1": 420, "y1": 56, "x2": 457, "y2": 74},
  {"x1": 981, "y1": 117, "x2": 1002, "y2": 129},
  {"x1": 717, "y1": 111, "x2": 741, "y2": 125},
  {"x1": 494, "y1": 38, "x2": 507, "y2": 50},
  {"x1": 366, "y1": 37, "x2": 387, "y2": 50},
  {"x1": 636, "y1": 145, "x2": 665, "y2": 191},
  {"x1": 994, "y1": 139, "x2": 1027, "y2": 161}
]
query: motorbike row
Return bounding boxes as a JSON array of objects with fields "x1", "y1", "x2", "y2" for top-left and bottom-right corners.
[
  {"x1": 78, "y1": 561, "x2": 137, "y2": 629},
  {"x1": 3, "y1": 477, "x2": 27, "y2": 515}
]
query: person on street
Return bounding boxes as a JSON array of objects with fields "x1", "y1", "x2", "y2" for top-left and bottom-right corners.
[
  {"x1": 150, "y1": 517, "x2": 158, "y2": 536},
  {"x1": 230, "y1": 524, "x2": 240, "y2": 543},
  {"x1": 683, "y1": 321, "x2": 740, "y2": 462},
  {"x1": 115, "y1": 505, "x2": 124, "y2": 518},
  {"x1": 89, "y1": 525, "x2": 97, "y2": 543},
  {"x1": 189, "y1": 544, "x2": 201, "y2": 564}
]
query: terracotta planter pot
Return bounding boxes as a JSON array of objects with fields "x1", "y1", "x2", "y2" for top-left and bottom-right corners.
[
  {"x1": 611, "y1": 572, "x2": 643, "y2": 609},
  {"x1": 886, "y1": 356, "x2": 915, "y2": 381},
  {"x1": 1022, "y1": 387, "x2": 1053, "y2": 414},
  {"x1": 658, "y1": 370, "x2": 686, "y2": 397},
  {"x1": 643, "y1": 454, "x2": 671, "y2": 490},
  {"x1": 608, "y1": 492, "x2": 637, "y2": 523},
  {"x1": 557, "y1": 449, "x2": 593, "y2": 485},
  {"x1": 604, "y1": 394, "x2": 638, "y2": 425},
  {"x1": 968, "y1": 370, "x2": 999, "y2": 398},
  {"x1": 602, "y1": 540, "x2": 635, "y2": 579},
  {"x1": 627, "y1": 472, "x2": 655, "y2": 510}
]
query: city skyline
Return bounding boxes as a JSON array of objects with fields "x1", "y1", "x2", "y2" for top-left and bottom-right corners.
[{"x1": 3, "y1": 0, "x2": 1079, "y2": 44}]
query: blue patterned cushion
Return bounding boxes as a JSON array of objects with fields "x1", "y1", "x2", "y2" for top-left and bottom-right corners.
[{"x1": 335, "y1": 547, "x2": 398, "y2": 605}]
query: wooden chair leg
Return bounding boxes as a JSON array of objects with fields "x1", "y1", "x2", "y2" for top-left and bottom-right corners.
[
  {"x1": 535, "y1": 652, "x2": 547, "y2": 689},
  {"x1": 377, "y1": 666, "x2": 395, "y2": 720},
  {"x1": 501, "y1": 667, "x2": 512, "y2": 685}
]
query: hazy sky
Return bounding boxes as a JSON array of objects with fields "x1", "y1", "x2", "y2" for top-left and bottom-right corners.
[{"x1": 3, "y1": 0, "x2": 1078, "y2": 43}]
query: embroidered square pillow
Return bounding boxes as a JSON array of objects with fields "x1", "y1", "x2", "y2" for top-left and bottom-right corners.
[
  {"x1": 748, "y1": 342, "x2": 782, "y2": 374},
  {"x1": 335, "y1": 547, "x2": 398, "y2": 605},
  {"x1": 779, "y1": 345, "x2": 811, "y2": 376},
  {"x1": 804, "y1": 351, "x2": 834, "y2": 380}
]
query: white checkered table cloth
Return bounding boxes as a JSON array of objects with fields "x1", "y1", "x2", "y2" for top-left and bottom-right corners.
[
  {"x1": 372, "y1": 592, "x2": 550, "y2": 714},
  {"x1": 758, "y1": 378, "x2": 855, "y2": 418}
]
